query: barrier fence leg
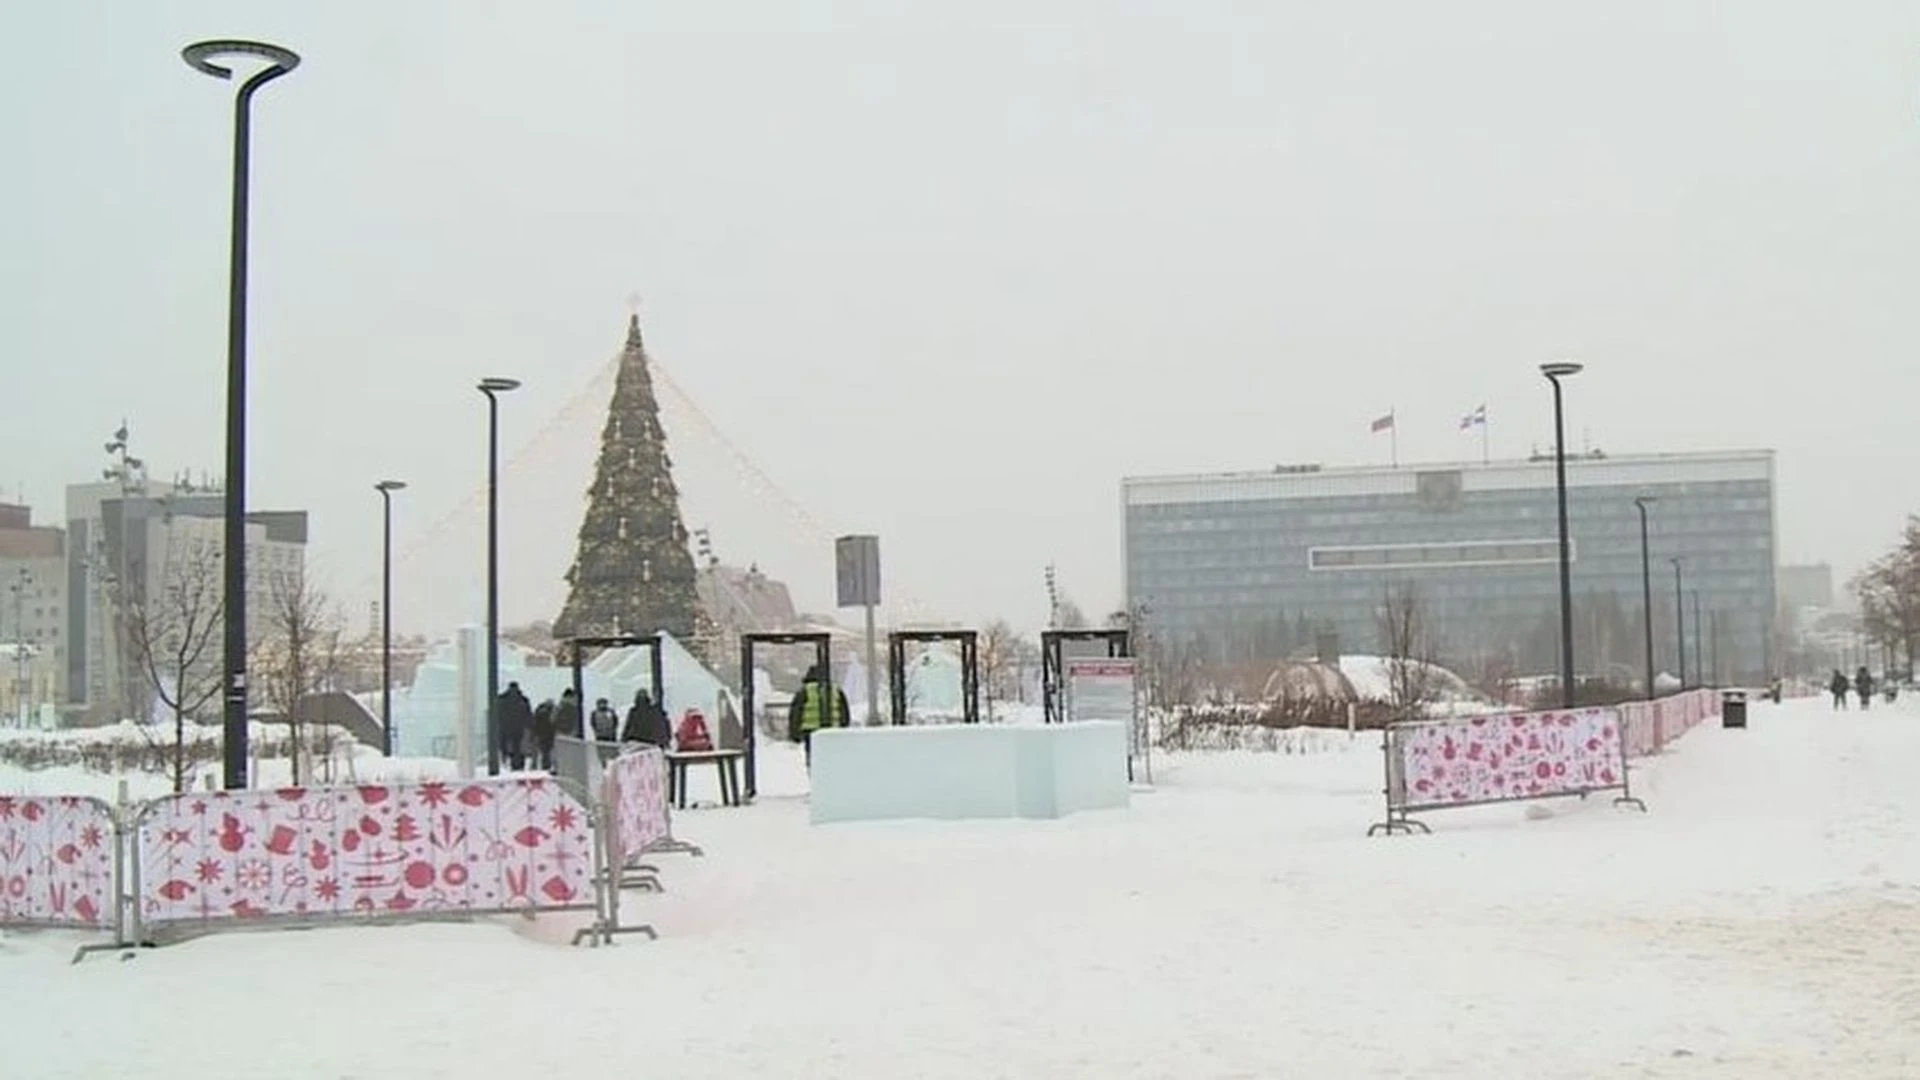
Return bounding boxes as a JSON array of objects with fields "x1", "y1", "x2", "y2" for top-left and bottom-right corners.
[
  {"x1": 72, "y1": 786, "x2": 140, "y2": 965},
  {"x1": 1366, "y1": 725, "x2": 1429, "y2": 836},
  {"x1": 573, "y1": 796, "x2": 658, "y2": 947}
]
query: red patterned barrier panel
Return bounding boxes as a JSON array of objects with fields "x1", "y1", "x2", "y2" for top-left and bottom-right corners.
[
  {"x1": 602, "y1": 748, "x2": 669, "y2": 869},
  {"x1": 1620, "y1": 701, "x2": 1659, "y2": 759},
  {"x1": 1393, "y1": 707, "x2": 1623, "y2": 811},
  {"x1": 137, "y1": 778, "x2": 593, "y2": 927},
  {"x1": 1618, "y1": 689, "x2": 1725, "y2": 760},
  {"x1": 0, "y1": 796, "x2": 115, "y2": 929}
]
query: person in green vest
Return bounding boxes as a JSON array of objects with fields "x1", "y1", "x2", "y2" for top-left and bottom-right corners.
[{"x1": 786, "y1": 663, "x2": 851, "y2": 768}]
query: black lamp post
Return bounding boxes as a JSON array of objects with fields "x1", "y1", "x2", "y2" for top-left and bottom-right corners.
[
  {"x1": 1692, "y1": 590, "x2": 1704, "y2": 689},
  {"x1": 183, "y1": 39, "x2": 301, "y2": 790},
  {"x1": 1541, "y1": 360, "x2": 1583, "y2": 708},
  {"x1": 478, "y1": 377, "x2": 520, "y2": 776},
  {"x1": 1634, "y1": 496, "x2": 1656, "y2": 699},
  {"x1": 1670, "y1": 557, "x2": 1686, "y2": 688},
  {"x1": 374, "y1": 480, "x2": 406, "y2": 755}
]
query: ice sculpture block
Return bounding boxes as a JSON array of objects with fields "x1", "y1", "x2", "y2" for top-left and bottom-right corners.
[{"x1": 808, "y1": 721, "x2": 1130, "y2": 824}]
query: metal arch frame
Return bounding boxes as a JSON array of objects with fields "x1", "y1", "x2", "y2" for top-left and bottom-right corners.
[
  {"x1": 739, "y1": 631, "x2": 832, "y2": 801},
  {"x1": 1040, "y1": 629, "x2": 1131, "y2": 724},
  {"x1": 888, "y1": 630, "x2": 981, "y2": 725},
  {"x1": 567, "y1": 634, "x2": 667, "y2": 741}
]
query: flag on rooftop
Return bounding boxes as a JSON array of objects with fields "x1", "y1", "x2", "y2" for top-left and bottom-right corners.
[
  {"x1": 1370, "y1": 411, "x2": 1395, "y2": 434},
  {"x1": 1460, "y1": 404, "x2": 1487, "y2": 430}
]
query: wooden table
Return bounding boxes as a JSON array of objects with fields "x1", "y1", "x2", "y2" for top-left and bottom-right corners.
[{"x1": 665, "y1": 749, "x2": 745, "y2": 808}]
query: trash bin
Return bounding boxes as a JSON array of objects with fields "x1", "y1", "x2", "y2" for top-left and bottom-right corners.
[{"x1": 1722, "y1": 689, "x2": 1747, "y2": 729}]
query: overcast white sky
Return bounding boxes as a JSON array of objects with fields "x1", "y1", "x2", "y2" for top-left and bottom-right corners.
[{"x1": 5, "y1": 1, "x2": 1918, "y2": 637}]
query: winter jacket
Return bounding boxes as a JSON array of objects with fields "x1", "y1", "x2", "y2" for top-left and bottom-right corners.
[
  {"x1": 622, "y1": 694, "x2": 671, "y2": 748},
  {"x1": 531, "y1": 701, "x2": 557, "y2": 746},
  {"x1": 497, "y1": 689, "x2": 533, "y2": 741},
  {"x1": 787, "y1": 680, "x2": 850, "y2": 742},
  {"x1": 590, "y1": 705, "x2": 619, "y2": 742},
  {"x1": 554, "y1": 696, "x2": 583, "y2": 739}
]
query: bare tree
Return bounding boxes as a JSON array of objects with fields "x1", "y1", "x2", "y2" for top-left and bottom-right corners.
[
  {"x1": 978, "y1": 620, "x2": 1023, "y2": 720},
  {"x1": 1466, "y1": 646, "x2": 1519, "y2": 708},
  {"x1": 126, "y1": 540, "x2": 225, "y2": 793},
  {"x1": 1852, "y1": 517, "x2": 1920, "y2": 681},
  {"x1": 1377, "y1": 583, "x2": 1440, "y2": 721},
  {"x1": 255, "y1": 566, "x2": 345, "y2": 785}
]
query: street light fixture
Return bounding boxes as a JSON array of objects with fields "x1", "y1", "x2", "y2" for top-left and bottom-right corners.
[
  {"x1": 1540, "y1": 360, "x2": 1583, "y2": 708},
  {"x1": 1670, "y1": 557, "x2": 1686, "y2": 688},
  {"x1": 1633, "y1": 496, "x2": 1657, "y2": 699},
  {"x1": 478, "y1": 377, "x2": 521, "y2": 776},
  {"x1": 374, "y1": 480, "x2": 407, "y2": 756},
  {"x1": 183, "y1": 38, "x2": 301, "y2": 790}
]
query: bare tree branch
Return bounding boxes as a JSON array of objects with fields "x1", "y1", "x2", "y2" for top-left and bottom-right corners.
[
  {"x1": 125, "y1": 539, "x2": 225, "y2": 793},
  {"x1": 977, "y1": 620, "x2": 1025, "y2": 720},
  {"x1": 254, "y1": 565, "x2": 341, "y2": 785},
  {"x1": 1378, "y1": 583, "x2": 1439, "y2": 721}
]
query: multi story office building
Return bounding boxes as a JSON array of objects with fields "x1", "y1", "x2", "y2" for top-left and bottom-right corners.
[
  {"x1": 1123, "y1": 450, "x2": 1776, "y2": 683},
  {"x1": 64, "y1": 479, "x2": 307, "y2": 720},
  {"x1": 0, "y1": 503, "x2": 68, "y2": 716},
  {"x1": 1777, "y1": 563, "x2": 1835, "y2": 612}
]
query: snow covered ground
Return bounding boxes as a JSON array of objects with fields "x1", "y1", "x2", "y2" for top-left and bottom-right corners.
[{"x1": 3, "y1": 696, "x2": 1917, "y2": 1078}]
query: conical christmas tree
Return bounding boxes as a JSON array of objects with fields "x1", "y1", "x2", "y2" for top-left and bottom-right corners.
[{"x1": 552, "y1": 315, "x2": 702, "y2": 641}]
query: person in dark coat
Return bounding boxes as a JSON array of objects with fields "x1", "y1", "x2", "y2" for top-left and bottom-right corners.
[
  {"x1": 621, "y1": 689, "x2": 671, "y2": 748},
  {"x1": 1855, "y1": 666, "x2": 1875, "y2": 710},
  {"x1": 496, "y1": 682, "x2": 533, "y2": 770},
  {"x1": 786, "y1": 663, "x2": 851, "y2": 769},
  {"x1": 530, "y1": 699, "x2": 557, "y2": 771},
  {"x1": 589, "y1": 697, "x2": 620, "y2": 742},
  {"x1": 1830, "y1": 670, "x2": 1850, "y2": 710},
  {"x1": 555, "y1": 688, "x2": 584, "y2": 739}
]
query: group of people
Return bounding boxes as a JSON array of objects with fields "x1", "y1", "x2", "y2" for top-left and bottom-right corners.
[
  {"x1": 489, "y1": 663, "x2": 854, "y2": 774},
  {"x1": 493, "y1": 682, "x2": 675, "y2": 771},
  {"x1": 1828, "y1": 667, "x2": 1891, "y2": 710}
]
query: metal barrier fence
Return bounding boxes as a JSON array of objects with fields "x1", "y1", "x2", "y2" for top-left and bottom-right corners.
[
  {"x1": 576, "y1": 746, "x2": 676, "y2": 946},
  {"x1": 1, "y1": 768, "x2": 675, "y2": 961},
  {"x1": 1618, "y1": 688, "x2": 1722, "y2": 760},
  {"x1": 1370, "y1": 689, "x2": 1723, "y2": 837},
  {"x1": 1369, "y1": 706, "x2": 1645, "y2": 836},
  {"x1": 0, "y1": 795, "x2": 119, "y2": 932},
  {"x1": 131, "y1": 776, "x2": 597, "y2": 941}
]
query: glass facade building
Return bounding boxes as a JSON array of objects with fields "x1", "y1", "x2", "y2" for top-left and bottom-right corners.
[{"x1": 1123, "y1": 451, "x2": 1776, "y2": 683}]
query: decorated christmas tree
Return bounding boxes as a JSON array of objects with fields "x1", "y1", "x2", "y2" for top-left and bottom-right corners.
[{"x1": 552, "y1": 314, "x2": 703, "y2": 642}]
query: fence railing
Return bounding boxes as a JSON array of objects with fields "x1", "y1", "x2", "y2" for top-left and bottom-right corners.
[
  {"x1": 1368, "y1": 688, "x2": 1722, "y2": 836},
  {"x1": 2, "y1": 766, "x2": 677, "y2": 960},
  {"x1": 0, "y1": 795, "x2": 119, "y2": 931},
  {"x1": 579, "y1": 746, "x2": 675, "y2": 946},
  {"x1": 1617, "y1": 689, "x2": 1720, "y2": 758},
  {"x1": 132, "y1": 777, "x2": 596, "y2": 939}
]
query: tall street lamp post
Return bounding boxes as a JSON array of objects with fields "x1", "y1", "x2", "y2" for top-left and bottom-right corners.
[
  {"x1": 1634, "y1": 496, "x2": 1657, "y2": 699},
  {"x1": 478, "y1": 378, "x2": 521, "y2": 776},
  {"x1": 375, "y1": 480, "x2": 406, "y2": 755},
  {"x1": 1692, "y1": 590, "x2": 1704, "y2": 689},
  {"x1": 183, "y1": 39, "x2": 301, "y2": 790},
  {"x1": 9, "y1": 568, "x2": 29, "y2": 726},
  {"x1": 1540, "y1": 361, "x2": 1583, "y2": 708},
  {"x1": 1670, "y1": 558, "x2": 1687, "y2": 688}
]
